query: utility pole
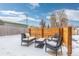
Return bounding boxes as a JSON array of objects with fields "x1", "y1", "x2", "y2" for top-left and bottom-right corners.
[{"x1": 23, "y1": 15, "x2": 28, "y2": 33}]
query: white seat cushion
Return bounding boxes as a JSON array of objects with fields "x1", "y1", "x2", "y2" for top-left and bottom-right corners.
[
  {"x1": 36, "y1": 38, "x2": 45, "y2": 41},
  {"x1": 25, "y1": 33, "x2": 30, "y2": 37},
  {"x1": 29, "y1": 37, "x2": 35, "y2": 40},
  {"x1": 47, "y1": 40, "x2": 57, "y2": 46},
  {"x1": 48, "y1": 37, "x2": 58, "y2": 41},
  {"x1": 23, "y1": 38, "x2": 29, "y2": 40},
  {"x1": 23, "y1": 37, "x2": 35, "y2": 40}
]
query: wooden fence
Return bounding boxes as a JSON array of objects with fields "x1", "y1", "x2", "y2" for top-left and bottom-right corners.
[
  {"x1": 29, "y1": 28, "x2": 59, "y2": 38},
  {"x1": 28, "y1": 27, "x2": 72, "y2": 56}
]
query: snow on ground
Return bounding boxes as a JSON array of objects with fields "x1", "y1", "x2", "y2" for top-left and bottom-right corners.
[
  {"x1": 0, "y1": 34, "x2": 79, "y2": 56},
  {"x1": 0, "y1": 35, "x2": 49, "y2": 56}
]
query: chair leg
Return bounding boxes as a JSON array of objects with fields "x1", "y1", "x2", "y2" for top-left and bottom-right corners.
[
  {"x1": 21, "y1": 37, "x2": 23, "y2": 46},
  {"x1": 35, "y1": 42, "x2": 36, "y2": 47},
  {"x1": 56, "y1": 50, "x2": 58, "y2": 56},
  {"x1": 34, "y1": 39, "x2": 36, "y2": 47},
  {"x1": 61, "y1": 47, "x2": 62, "y2": 55},
  {"x1": 21, "y1": 41, "x2": 22, "y2": 46},
  {"x1": 26, "y1": 42, "x2": 29, "y2": 46},
  {"x1": 21, "y1": 43, "x2": 22, "y2": 46},
  {"x1": 45, "y1": 46, "x2": 47, "y2": 52}
]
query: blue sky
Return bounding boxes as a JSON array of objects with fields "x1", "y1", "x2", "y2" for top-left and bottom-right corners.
[{"x1": 0, "y1": 3, "x2": 79, "y2": 27}]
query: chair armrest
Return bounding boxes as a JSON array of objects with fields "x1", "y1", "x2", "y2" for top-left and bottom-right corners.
[
  {"x1": 48, "y1": 37, "x2": 58, "y2": 42},
  {"x1": 45, "y1": 39, "x2": 48, "y2": 44},
  {"x1": 51, "y1": 40, "x2": 58, "y2": 42}
]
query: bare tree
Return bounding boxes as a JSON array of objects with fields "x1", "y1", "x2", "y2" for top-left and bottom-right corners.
[
  {"x1": 57, "y1": 10, "x2": 68, "y2": 27},
  {"x1": 40, "y1": 18, "x2": 46, "y2": 28},
  {"x1": 50, "y1": 9, "x2": 68, "y2": 28},
  {"x1": 47, "y1": 24, "x2": 50, "y2": 28},
  {"x1": 50, "y1": 14, "x2": 58, "y2": 27}
]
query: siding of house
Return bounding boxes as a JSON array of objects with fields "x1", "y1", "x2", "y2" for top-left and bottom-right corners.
[{"x1": 0, "y1": 23, "x2": 26, "y2": 36}]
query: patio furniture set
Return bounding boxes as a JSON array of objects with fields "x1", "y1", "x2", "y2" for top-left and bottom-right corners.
[{"x1": 21, "y1": 33, "x2": 63, "y2": 56}]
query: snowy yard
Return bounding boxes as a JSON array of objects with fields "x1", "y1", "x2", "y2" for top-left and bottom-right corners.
[{"x1": 0, "y1": 34, "x2": 79, "y2": 56}]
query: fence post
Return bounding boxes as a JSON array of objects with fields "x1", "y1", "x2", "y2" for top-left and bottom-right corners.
[
  {"x1": 42, "y1": 28, "x2": 44, "y2": 38},
  {"x1": 63, "y1": 27, "x2": 72, "y2": 56},
  {"x1": 67, "y1": 26, "x2": 72, "y2": 56}
]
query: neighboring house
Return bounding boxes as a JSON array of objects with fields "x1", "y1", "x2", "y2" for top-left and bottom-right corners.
[
  {"x1": 72, "y1": 27, "x2": 79, "y2": 35},
  {"x1": 0, "y1": 21, "x2": 27, "y2": 36}
]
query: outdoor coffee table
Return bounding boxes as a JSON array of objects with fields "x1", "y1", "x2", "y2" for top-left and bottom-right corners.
[{"x1": 34, "y1": 38, "x2": 46, "y2": 48}]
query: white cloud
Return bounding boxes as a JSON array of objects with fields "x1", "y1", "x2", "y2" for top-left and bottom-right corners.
[
  {"x1": 47, "y1": 9, "x2": 79, "y2": 22},
  {"x1": 29, "y1": 3, "x2": 40, "y2": 9},
  {"x1": 0, "y1": 10, "x2": 24, "y2": 16},
  {"x1": 0, "y1": 10, "x2": 40, "y2": 24},
  {"x1": 27, "y1": 16, "x2": 40, "y2": 22},
  {"x1": 0, "y1": 10, "x2": 27, "y2": 23},
  {"x1": 28, "y1": 17, "x2": 36, "y2": 21},
  {"x1": 64, "y1": 9, "x2": 79, "y2": 21}
]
